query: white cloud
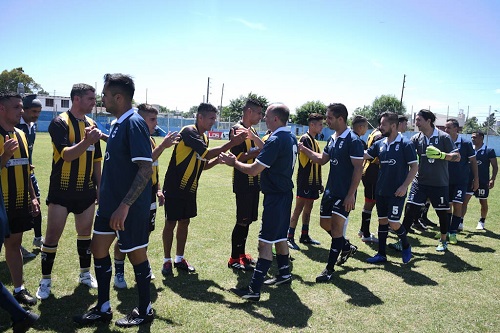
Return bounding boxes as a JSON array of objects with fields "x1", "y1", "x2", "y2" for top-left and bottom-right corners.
[
  {"x1": 231, "y1": 18, "x2": 266, "y2": 31},
  {"x1": 495, "y1": 88, "x2": 500, "y2": 94}
]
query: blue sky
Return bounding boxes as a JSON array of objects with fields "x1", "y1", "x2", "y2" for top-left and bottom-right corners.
[{"x1": 1, "y1": 0, "x2": 499, "y2": 121}]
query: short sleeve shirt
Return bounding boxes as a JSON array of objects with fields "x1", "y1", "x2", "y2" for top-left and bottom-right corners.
[
  {"x1": 449, "y1": 135, "x2": 475, "y2": 185},
  {"x1": 366, "y1": 133, "x2": 417, "y2": 196},
  {"x1": 256, "y1": 127, "x2": 298, "y2": 194},
  {"x1": 474, "y1": 144, "x2": 496, "y2": 184},
  {"x1": 323, "y1": 128, "x2": 364, "y2": 198},
  {"x1": 296, "y1": 132, "x2": 322, "y2": 192},
  {"x1": 411, "y1": 128, "x2": 457, "y2": 187},
  {"x1": 230, "y1": 121, "x2": 260, "y2": 193}
]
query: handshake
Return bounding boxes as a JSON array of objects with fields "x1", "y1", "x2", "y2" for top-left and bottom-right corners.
[{"x1": 426, "y1": 146, "x2": 446, "y2": 160}]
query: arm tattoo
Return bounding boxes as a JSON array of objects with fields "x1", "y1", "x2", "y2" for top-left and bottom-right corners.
[{"x1": 122, "y1": 160, "x2": 153, "y2": 206}]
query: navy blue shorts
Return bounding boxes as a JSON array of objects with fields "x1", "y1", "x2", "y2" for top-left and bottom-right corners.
[
  {"x1": 93, "y1": 214, "x2": 149, "y2": 253},
  {"x1": 296, "y1": 187, "x2": 320, "y2": 200},
  {"x1": 258, "y1": 191, "x2": 292, "y2": 243},
  {"x1": 449, "y1": 184, "x2": 467, "y2": 204},
  {"x1": 467, "y1": 183, "x2": 489, "y2": 199},
  {"x1": 164, "y1": 196, "x2": 197, "y2": 221},
  {"x1": 149, "y1": 187, "x2": 157, "y2": 232},
  {"x1": 407, "y1": 181, "x2": 449, "y2": 210},
  {"x1": 320, "y1": 195, "x2": 350, "y2": 220},
  {"x1": 375, "y1": 195, "x2": 406, "y2": 222},
  {"x1": 235, "y1": 191, "x2": 260, "y2": 225}
]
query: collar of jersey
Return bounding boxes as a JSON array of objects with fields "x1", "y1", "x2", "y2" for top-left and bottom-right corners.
[
  {"x1": 382, "y1": 132, "x2": 402, "y2": 147},
  {"x1": 115, "y1": 109, "x2": 135, "y2": 124},
  {"x1": 272, "y1": 126, "x2": 291, "y2": 135},
  {"x1": 476, "y1": 143, "x2": 486, "y2": 152},
  {"x1": 453, "y1": 134, "x2": 463, "y2": 144},
  {"x1": 333, "y1": 127, "x2": 350, "y2": 140}
]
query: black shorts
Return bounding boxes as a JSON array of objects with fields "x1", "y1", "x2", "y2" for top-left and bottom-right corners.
[
  {"x1": 362, "y1": 179, "x2": 377, "y2": 202},
  {"x1": 407, "y1": 181, "x2": 449, "y2": 210},
  {"x1": 93, "y1": 214, "x2": 149, "y2": 253},
  {"x1": 46, "y1": 191, "x2": 96, "y2": 215},
  {"x1": 320, "y1": 195, "x2": 350, "y2": 220},
  {"x1": 6, "y1": 209, "x2": 33, "y2": 234},
  {"x1": 375, "y1": 195, "x2": 406, "y2": 222},
  {"x1": 296, "y1": 187, "x2": 320, "y2": 200},
  {"x1": 164, "y1": 196, "x2": 197, "y2": 221},
  {"x1": 471, "y1": 183, "x2": 489, "y2": 199},
  {"x1": 449, "y1": 184, "x2": 467, "y2": 204},
  {"x1": 235, "y1": 191, "x2": 260, "y2": 225}
]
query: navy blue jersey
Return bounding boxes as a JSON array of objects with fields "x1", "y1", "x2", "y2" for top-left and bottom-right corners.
[
  {"x1": 323, "y1": 128, "x2": 364, "y2": 198},
  {"x1": 256, "y1": 127, "x2": 297, "y2": 194},
  {"x1": 15, "y1": 118, "x2": 36, "y2": 165},
  {"x1": 449, "y1": 135, "x2": 475, "y2": 185},
  {"x1": 473, "y1": 145, "x2": 496, "y2": 184},
  {"x1": 97, "y1": 110, "x2": 152, "y2": 219},
  {"x1": 366, "y1": 134, "x2": 417, "y2": 197}
]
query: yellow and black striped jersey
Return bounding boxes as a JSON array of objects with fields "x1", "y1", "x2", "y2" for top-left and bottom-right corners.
[
  {"x1": 296, "y1": 132, "x2": 322, "y2": 191},
  {"x1": 363, "y1": 129, "x2": 383, "y2": 180},
  {"x1": 151, "y1": 137, "x2": 159, "y2": 187},
  {"x1": 230, "y1": 121, "x2": 260, "y2": 193},
  {"x1": 48, "y1": 111, "x2": 102, "y2": 198},
  {"x1": 0, "y1": 127, "x2": 31, "y2": 212},
  {"x1": 163, "y1": 125, "x2": 208, "y2": 199}
]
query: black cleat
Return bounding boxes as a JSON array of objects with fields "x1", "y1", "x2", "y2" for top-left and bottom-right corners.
[
  {"x1": 174, "y1": 259, "x2": 196, "y2": 273},
  {"x1": 299, "y1": 234, "x2": 321, "y2": 245},
  {"x1": 230, "y1": 286, "x2": 260, "y2": 301},
  {"x1": 316, "y1": 268, "x2": 334, "y2": 283},
  {"x1": 13, "y1": 289, "x2": 37, "y2": 306},
  {"x1": 337, "y1": 244, "x2": 358, "y2": 265},
  {"x1": 12, "y1": 311, "x2": 39, "y2": 333},
  {"x1": 73, "y1": 306, "x2": 112, "y2": 325},
  {"x1": 115, "y1": 307, "x2": 154, "y2": 327},
  {"x1": 263, "y1": 275, "x2": 292, "y2": 286},
  {"x1": 287, "y1": 238, "x2": 301, "y2": 250}
]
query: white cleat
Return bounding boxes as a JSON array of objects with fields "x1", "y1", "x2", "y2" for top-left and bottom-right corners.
[
  {"x1": 361, "y1": 233, "x2": 379, "y2": 243},
  {"x1": 79, "y1": 271, "x2": 98, "y2": 288},
  {"x1": 33, "y1": 237, "x2": 44, "y2": 248},
  {"x1": 36, "y1": 279, "x2": 52, "y2": 300},
  {"x1": 457, "y1": 223, "x2": 464, "y2": 231},
  {"x1": 476, "y1": 222, "x2": 485, "y2": 230},
  {"x1": 114, "y1": 273, "x2": 128, "y2": 289}
]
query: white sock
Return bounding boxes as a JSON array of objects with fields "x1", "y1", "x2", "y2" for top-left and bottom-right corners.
[
  {"x1": 163, "y1": 258, "x2": 172, "y2": 264},
  {"x1": 14, "y1": 285, "x2": 25, "y2": 293},
  {"x1": 174, "y1": 255, "x2": 184, "y2": 263}
]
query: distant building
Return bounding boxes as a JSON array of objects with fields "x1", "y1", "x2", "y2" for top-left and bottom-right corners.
[
  {"x1": 412, "y1": 109, "x2": 466, "y2": 131},
  {"x1": 36, "y1": 94, "x2": 72, "y2": 113}
]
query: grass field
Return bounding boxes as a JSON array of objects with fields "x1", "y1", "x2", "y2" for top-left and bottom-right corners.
[{"x1": 1, "y1": 132, "x2": 499, "y2": 333}]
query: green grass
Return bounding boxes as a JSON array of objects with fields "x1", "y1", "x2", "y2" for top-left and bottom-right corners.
[{"x1": 1, "y1": 133, "x2": 499, "y2": 332}]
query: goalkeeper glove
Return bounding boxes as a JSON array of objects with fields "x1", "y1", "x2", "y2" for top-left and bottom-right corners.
[{"x1": 426, "y1": 146, "x2": 446, "y2": 160}]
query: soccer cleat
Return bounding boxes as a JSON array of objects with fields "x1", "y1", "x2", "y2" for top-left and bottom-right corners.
[
  {"x1": 402, "y1": 245, "x2": 412, "y2": 264},
  {"x1": 263, "y1": 275, "x2": 292, "y2": 286},
  {"x1": 174, "y1": 259, "x2": 195, "y2": 273},
  {"x1": 79, "y1": 271, "x2": 98, "y2": 288},
  {"x1": 361, "y1": 233, "x2": 379, "y2": 243},
  {"x1": 357, "y1": 230, "x2": 363, "y2": 237},
  {"x1": 73, "y1": 306, "x2": 112, "y2": 325},
  {"x1": 20, "y1": 246, "x2": 36, "y2": 259},
  {"x1": 150, "y1": 272, "x2": 156, "y2": 280},
  {"x1": 230, "y1": 286, "x2": 260, "y2": 301},
  {"x1": 32, "y1": 237, "x2": 44, "y2": 248},
  {"x1": 12, "y1": 310, "x2": 39, "y2": 333},
  {"x1": 114, "y1": 273, "x2": 127, "y2": 289},
  {"x1": 388, "y1": 240, "x2": 402, "y2": 252},
  {"x1": 337, "y1": 243, "x2": 358, "y2": 265},
  {"x1": 476, "y1": 222, "x2": 485, "y2": 230},
  {"x1": 458, "y1": 223, "x2": 464, "y2": 231},
  {"x1": 448, "y1": 233, "x2": 458, "y2": 245},
  {"x1": 13, "y1": 289, "x2": 37, "y2": 306},
  {"x1": 436, "y1": 240, "x2": 448, "y2": 252},
  {"x1": 287, "y1": 238, "x2": 301, "y2": 250},
  {"x1": 115, "y1": 307, "x2": 154, "y2": 327},
  {"x1": 366, "y1": 254, "x2": 387, "y2": 263},
  {"x1": 299, "y1": 234, "x2": 321, "y2": 245},
  {"x1": 316, "y1": 268, "x2": 334, "y2": 283},
  {"x1": 228, "y1": 257, "x2": 243, "y2": 270},
  {"x1": 240, "y1": 253, "x2": 257, "y2": 266},
  {"x1": 36, "y1": 279, "x2": 52, "y2": 300},
  {"x1": 161, "y1": 261, "x2": 173, "y2": 276}
]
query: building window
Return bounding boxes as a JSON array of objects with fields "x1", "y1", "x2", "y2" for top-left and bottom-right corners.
[
  {"x1": 61, "y1": 100, "x2": 69, "y2": 108},
  {"x1": 45, "y1": 99, "x2": 54, "y2": 107}
]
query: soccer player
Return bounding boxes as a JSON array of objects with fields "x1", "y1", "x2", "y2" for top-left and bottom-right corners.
[
  {"x1": 161, "y1": 103, "x2": 247, "y2": 276},
  {"x1": 299, "y1": 103, "x2": 364, "y2": 282},
  {"x1": 442, "y1": 119, "x2": 478, "y2": 243},
  {"x1": 461, "y1": 131, "x2": 497, "y2": 230},
  {"x1": 16, "y1": 95, "x2": 43, "y2": 258},
  {"x1": 220, "y1": 103, "x2": 297, "y2": 301},
  {"x1": 0, "y1": 92, "x2": 40, "y2": 306},
  {"x1": 364, "y1": 112, "x2": 417, "y2": 263},
  {"x1": 227, "y1": 98, "x2": 265, "y2": 270},
  {"x1": 36, "y1": 84, "x2": 102, "y2": 300},
  {"x1": 74, "y1": 73, "x2": 155, "y2": 327},
  {"x1": 287, "y1": 112, "x2": 324, "y2": 251},
  {"x1": 389, "y1": 109, "x2": 460, "y2": 252}
]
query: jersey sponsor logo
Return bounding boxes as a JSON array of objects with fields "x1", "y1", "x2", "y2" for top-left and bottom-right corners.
[
  {"x1": 395, "y1": 144, "x2": 400, "y2": 151},
  {"x1": 331, "y1": 158, "x2": 339, "y2": 165},
  {"x1": 477, "y1": 160, "x2": 483, "y2": 165},
  {"x1": 111, "y1": 126, "x2": 118, "y2": 138},
  {"x1": 5, "y1": 157, "x2": 29, "y2": 167},
  {"x1": 380, "y1": 159, "x2": 397, "y2": 166}
]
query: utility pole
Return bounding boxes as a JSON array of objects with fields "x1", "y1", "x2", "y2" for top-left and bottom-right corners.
[
  {"x1": 219, "y1": 83, "x2": 224, "y2": 128},
  {"x1": 146, "y1": 88, "x2": 148, "y2": 104},
  {"x1": 400, "y1": 74, "x2": 406, "y2": 108},
  {"x1": 206, "y1": 77, "x2": 211, "y2": 103}
]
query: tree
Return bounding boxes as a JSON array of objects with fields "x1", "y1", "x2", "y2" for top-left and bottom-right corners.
[
  {"x1": 482, "y1": 113, "x2": 496, "y2": 133},
  {"x1": 221, "y1": 92, "x2": 268, "y2": 122},
  {"x1": 353, "y1": 94, "x2": 406, "y2": 127},
  {"x1": 0, "y1": 67, "x2": 44, "y2": 93},
  {"x1": 462, "y1": 116, "x2": 480, "y2": 134},
  {"x1": 291, "y1": 101, "x2": 326, "y2": 125}
]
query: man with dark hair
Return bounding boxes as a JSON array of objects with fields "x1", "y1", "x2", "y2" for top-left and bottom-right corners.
[
  {"x1": 162, "y1": 103, "x2": 247, "y2": 276},
  {"x1": 364, "y1": 112, "x2": 417, "y2": 264},
  {"x1": 389, "y1": 109, "x2": 460, "y2": 252},
  {"x1": 220, "y1": 103, "x2": 297, "y2": 301},
  {"x1": 398, "y1": 115, "x2": 408, "y2": 133},
  {"x1": 36, "y1": 83, "x2": 102, "y2": 300},
  {"x1": 461, "y1": 131, "x2": 497, "y2": 230},
  {"x1": 227, "y1": 98, "x2": 264, "y2": 270},
  {"x1": 74, "y1": 73, "x2": 155, "y2": 327},
  {"x1": 299, "y1": 103, "x2": 364, "y2": 282},
  {"x1": 113, "y1": 104, "x2": 179, "y2": 288},
  {"x1": 0, "y1": 92, "x2": 40, "y2": 306},
  {"x1": 287, "y1": 112, "x2": 324, "y2": 250},
  {"x1": 16, "y1": 95, "x2": 43, "y2": 258},
  {"x1": 442, "y1": 119, "x2": 478, "y2": 243}
]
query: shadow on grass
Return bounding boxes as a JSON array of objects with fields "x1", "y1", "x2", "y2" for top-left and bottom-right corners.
[
  {"x1": 410, "y1": 248, "x2": 481, "y2": 273},
  {"x1": 162, "y1": 272, "x2": 229, "y2": 304}
]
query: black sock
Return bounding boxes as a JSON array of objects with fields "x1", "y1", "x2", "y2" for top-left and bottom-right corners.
[
  {"x1": 115, "y1": 259, "x2": 125, "y2": 275},
  {"x1": 421, "y1": 202, "x2": 430, "y2": 219},
  {"x1": 249, "y1": 258, "x2": 272, "y2": 294},
  {"x1": 33, "y1": 213, "x2": 42, "y2": 238},
  {"x1": 0, "y1": 281, "x2": 26, "y2": 322},
  {"x1": 479, "y1": 217, "x2": 486, "y2": 223},
  {"x1": 94, "y1": 256, "x2": 112, "y2": 310},
  {"x1": 342, "y1": 237, "x2": 351, "y2": 252},
  {"x1": 449, "y1": 215, "x2": 462, "y2": 233},
  {"x1": 301, "y1": 224, "x2": 309, "y2": 236},
  {"x1": 287, "y1": 227, "x2": 296, "y2": 239},
  {"x1": 231, "y1": 224, "x2": 248, "y2": 259},
  {"x1": 378, "y1": 224, "x2": 389, "y2": 257},
  {"x1": 402, "y1": 204, "x2": 420, "y2": 230},
  {"x1": 134, "y1": 260, "x2": 151, "y2": 315},
  {"x1": 276, "y1": 254, "x2": 290, "y2": 278},
  {"x1": 396, "y1": 225, "x2": 410, "y2": 249},
  {"x1": 361, "y1": 210, "x2": 372, "y2": 237},
  {"x1": 326, "y1": 237, "x2": 344, "y2": 270},
  {"x1": 40, "y1": 244, "x2": 57, "y2": 277},
  {"x1": 436, "y1": 210, "x2": 449, "y2": 236},
  {"x1": 77, "y1": 237, "x2": 92, "y2": 270}
]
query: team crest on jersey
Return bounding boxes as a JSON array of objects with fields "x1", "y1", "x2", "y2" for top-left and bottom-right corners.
[
  {"x1": 111, "y1": 127, "x2": 118, "y2": 138},
  {"x1": 456, "y1": 143, "x2": 461, "y2": 149},
  {"x1": 434, "y1": 138, "x2": 438, "y2": 144},
  {"x1": 395, "y1": 144, "x2": 400, "y2": 151},
  {"x1": 332, "y1": 158, "x2": 339, "y2": 165},
  {"x1": 339, "y1": 140, "x2": 344, "y2": 149}
]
